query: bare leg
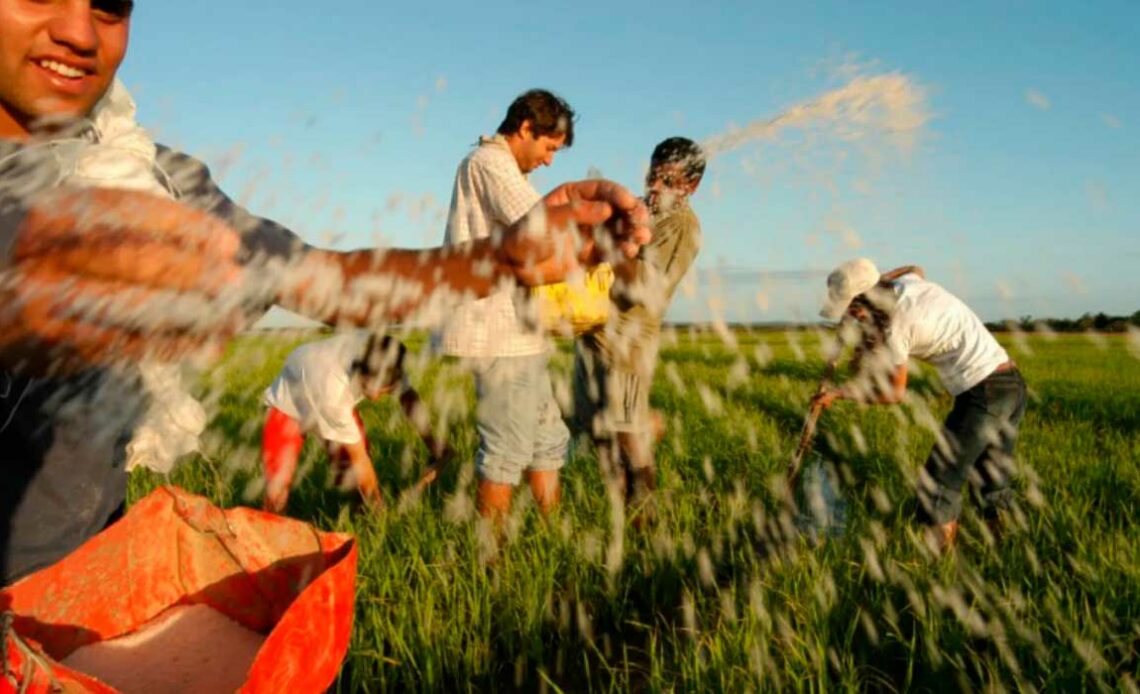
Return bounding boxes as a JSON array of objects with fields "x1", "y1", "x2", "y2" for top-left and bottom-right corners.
[
  {"x1": 478, "y1": 479, "x2": 514, "y2": 521},
  {"x1": 650, "y1": 408, "x2": 666, "y2": 443},
  {"x1": 526, "y1": 469, "x2": 561, "y2": 515}
]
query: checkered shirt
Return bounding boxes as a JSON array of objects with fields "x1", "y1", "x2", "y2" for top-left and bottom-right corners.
[{"x1": 437, "y1": 135, "x2": 547, "y2": 357}]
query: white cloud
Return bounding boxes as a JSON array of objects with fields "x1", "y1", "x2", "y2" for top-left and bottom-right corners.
[
  {"x1": 1062, "y1": 272, "x2": 1087, "y2": 295},
  {"x1": 1085, "y1": 181, "x2": 1109, "y2": 211},
  {"x1": 1100, "y1": 113, "x2": 1122, "y2": 129},
  {"x1": 1025, "y1": 89, "x2": 1051, "y2": 111}
]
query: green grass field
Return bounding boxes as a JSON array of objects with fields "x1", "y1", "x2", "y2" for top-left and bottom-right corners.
[{"x1": 128, "y1": 330, "x2": 1140, "y2": 692}]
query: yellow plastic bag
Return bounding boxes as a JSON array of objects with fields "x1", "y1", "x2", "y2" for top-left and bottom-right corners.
[{"x1": 532, "y1": 264, "x2": 614, "y2": 336}]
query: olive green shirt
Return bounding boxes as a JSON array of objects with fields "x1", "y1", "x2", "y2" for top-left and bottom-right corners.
[{"x1": 578, "y1": 202, "x2": 701, "y2": 374}]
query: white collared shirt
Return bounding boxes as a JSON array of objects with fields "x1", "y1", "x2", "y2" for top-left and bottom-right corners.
[{"x1": 437, "y1": 135, "x2": 547, "y2": 357}]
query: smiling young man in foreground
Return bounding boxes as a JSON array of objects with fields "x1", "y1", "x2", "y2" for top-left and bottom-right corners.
[{"x1": 0, "y1": 0, "x2": 649, "y2": 585}]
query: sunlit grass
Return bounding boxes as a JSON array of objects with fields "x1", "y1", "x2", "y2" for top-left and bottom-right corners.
[{"x1": 129, "y1": 330, "x2": 1140, "y2": 691}]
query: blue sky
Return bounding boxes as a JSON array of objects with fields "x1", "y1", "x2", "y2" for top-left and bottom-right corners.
[{"x1": 121, "y1": 0, "x2": 1139, "y2": 323}]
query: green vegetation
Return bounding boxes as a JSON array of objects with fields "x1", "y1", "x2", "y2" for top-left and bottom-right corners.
[{"x1": 129, "y1": 330, "x2": 1140, "y2": 692}]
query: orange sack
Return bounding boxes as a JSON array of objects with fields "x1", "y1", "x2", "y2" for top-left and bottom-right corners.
[{"x1": 1, "y1": 486, "x2": 357, "y2": 694}]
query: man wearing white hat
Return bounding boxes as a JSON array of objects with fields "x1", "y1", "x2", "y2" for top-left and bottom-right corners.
[{"x1": 812, "y1": 258, "x2": 1027, "y2": 553}]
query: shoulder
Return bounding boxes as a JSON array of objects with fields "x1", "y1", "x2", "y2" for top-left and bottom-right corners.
[
  {"x1": 154, "y1": 144, "x2": 238, "y2": 221},
  {"x1": 891, "y1": 275, "x2": 926, "y2": 304},
  {"x1": 652, "y1": 205, "x2": 702, "y2": 244},
  {"x1": 466, "y1": 142, "x2": 518, "y2": 177},
  {"x1": 154, "y1": 145, "x2": 217, "y2": 200},
  {"x1": 0, "y1": 140, "x2": 61, "y2": 204},
  {"x1": 453, "y1": 143, "x2": 509, "y2": 188},
  {"x1": 888, "y1": 283, "x2": 932, "y2": 337},
  {"x1": 660, "y1": 204, "x2": 701, "y2": 230},
  {"x1": 676, "y1": 204, "x2": 701, "y2": 227},
  {"x1": 678, "y1": 206, "x2": 702, "y2": 239},
  {"x1": 157, "y1": 144, "x2": 306, "y2": 260},
  {"x1": 295, "y1": 335, "x2": 352, "y2": 370},
  {"x1": 894, "y1": 272, "x2": 924, "y2": 288},
  {"x1": 900, "y1": 277, "x2": 958, "y2": 313}
]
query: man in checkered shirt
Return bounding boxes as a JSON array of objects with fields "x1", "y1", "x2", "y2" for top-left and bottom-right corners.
[{"x1": 439, "y1": 89, "x2": 576, "y2": 519}]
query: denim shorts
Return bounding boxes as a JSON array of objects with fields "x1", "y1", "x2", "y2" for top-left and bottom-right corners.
[{"x1": 470, "y1": 354, "x2": 569, "y2": 486}]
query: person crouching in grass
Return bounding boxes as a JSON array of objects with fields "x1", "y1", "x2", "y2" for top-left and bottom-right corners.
[
  {"x1": 812, "y1": 259, "x2": 1028, "y2": 554},
  {"x1": 261, "y1": 333, "x2": 452, "y2": 514}
]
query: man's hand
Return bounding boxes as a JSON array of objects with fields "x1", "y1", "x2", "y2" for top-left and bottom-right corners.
[
  {"x1": 499, "y1": 179, "x2": 651, "y2": 286},
  {"x1": 0, "y1": 188, "x2": 248, "y2": 374}
]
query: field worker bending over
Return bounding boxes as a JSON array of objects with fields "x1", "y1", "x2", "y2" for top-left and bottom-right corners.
[
  {"x1": 261, "y1": 334, "x2": 452, "y2": 513},
  {"x1": 812, "y1": 259, "x2": 1028, "y2": 554},
  {"x1": 574, "y1": 137, "x2": 706, "y2": 515},
  {"x1": 0, "y1": 0, "x2": 649, "y2": 585}
]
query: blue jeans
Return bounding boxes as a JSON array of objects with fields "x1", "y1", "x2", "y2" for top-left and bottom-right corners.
[
  {"x1": 917, "y1": 368, "x2": 1028, "y2": 525},
  {"x1": 471, "y1": 354, "x2": 569, "y2": 486}
]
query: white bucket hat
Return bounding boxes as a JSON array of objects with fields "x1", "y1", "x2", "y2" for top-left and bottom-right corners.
[{"x1": 820, "y1": 258, "x2": 881, "y2": 320}]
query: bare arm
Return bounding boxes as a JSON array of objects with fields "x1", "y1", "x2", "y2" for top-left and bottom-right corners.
[
  {"x1": 879, "y1": 264, "x2": 925, "y2": 282},
  {"x1": 1, "y1": 181, "x2": 648, "y2": 374},
  {"x1": 276, "y1": 243, "x2": 510, "y2": 325},
  {"x1": 814, "y1": 363, "x2": 909, "y2": 408},
  {"x1": 339, "y1": 438, "x2": 383, "y2": 509},
  {"x1": 276, "y1": 180, "x2": 651, "y2": 327}
]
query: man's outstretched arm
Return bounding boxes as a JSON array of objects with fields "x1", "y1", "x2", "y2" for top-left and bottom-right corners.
[
  {"x1": 267, "y1": 178, "x2": 650, "y2": 325},
  {"x1": 0, "y1": 180, "x2": 648, "y2": 374}
]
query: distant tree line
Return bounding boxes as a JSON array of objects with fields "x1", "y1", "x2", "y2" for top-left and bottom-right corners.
[{"x1": 986, "y1": 311, "x2": 1140, "y2": 333}]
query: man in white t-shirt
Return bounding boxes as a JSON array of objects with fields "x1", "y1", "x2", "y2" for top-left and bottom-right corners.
[
  {"x1": 439, "y1": 89, "x2": 576, "y2": 519},
  {"x1": 813, "y1": 258, "x2": 1028, "y2": 553},
  {"x1": 262, "y1": 333, "x2": 452, "y2": 514}
]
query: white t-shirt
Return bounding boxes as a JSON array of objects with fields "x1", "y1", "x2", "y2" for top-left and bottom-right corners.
[
  {"x1": 263, "y1": 333, "x2": 405, "y2": 444},
  {"x1": 436, "y1": 135, "x2": 547, "y2": 358},
  {"x1": 884, "y1": 274, "x2": 1009, "y2": 396}
]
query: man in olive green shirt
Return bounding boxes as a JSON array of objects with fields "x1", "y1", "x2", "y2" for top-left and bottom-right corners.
[{"x1": 574, "y1": 137, "x2": 705, "y2": 511}]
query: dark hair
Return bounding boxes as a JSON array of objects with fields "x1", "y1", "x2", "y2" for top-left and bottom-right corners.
[
  {"x1": 847, "y1": 289, "x2": 895, "y2": 373},
  {"x1": 93, "y1": 0, "x2": 134, "y2": 18},
  {"x1": 497, "y1": 89, "x2": 576, "y2": 147},
  {"x1": 650, "y1": 137, "x2": 706, "y2": 183},
  {"x1": 351, "y1": 335, "x2": 407, "y2": 387}
]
